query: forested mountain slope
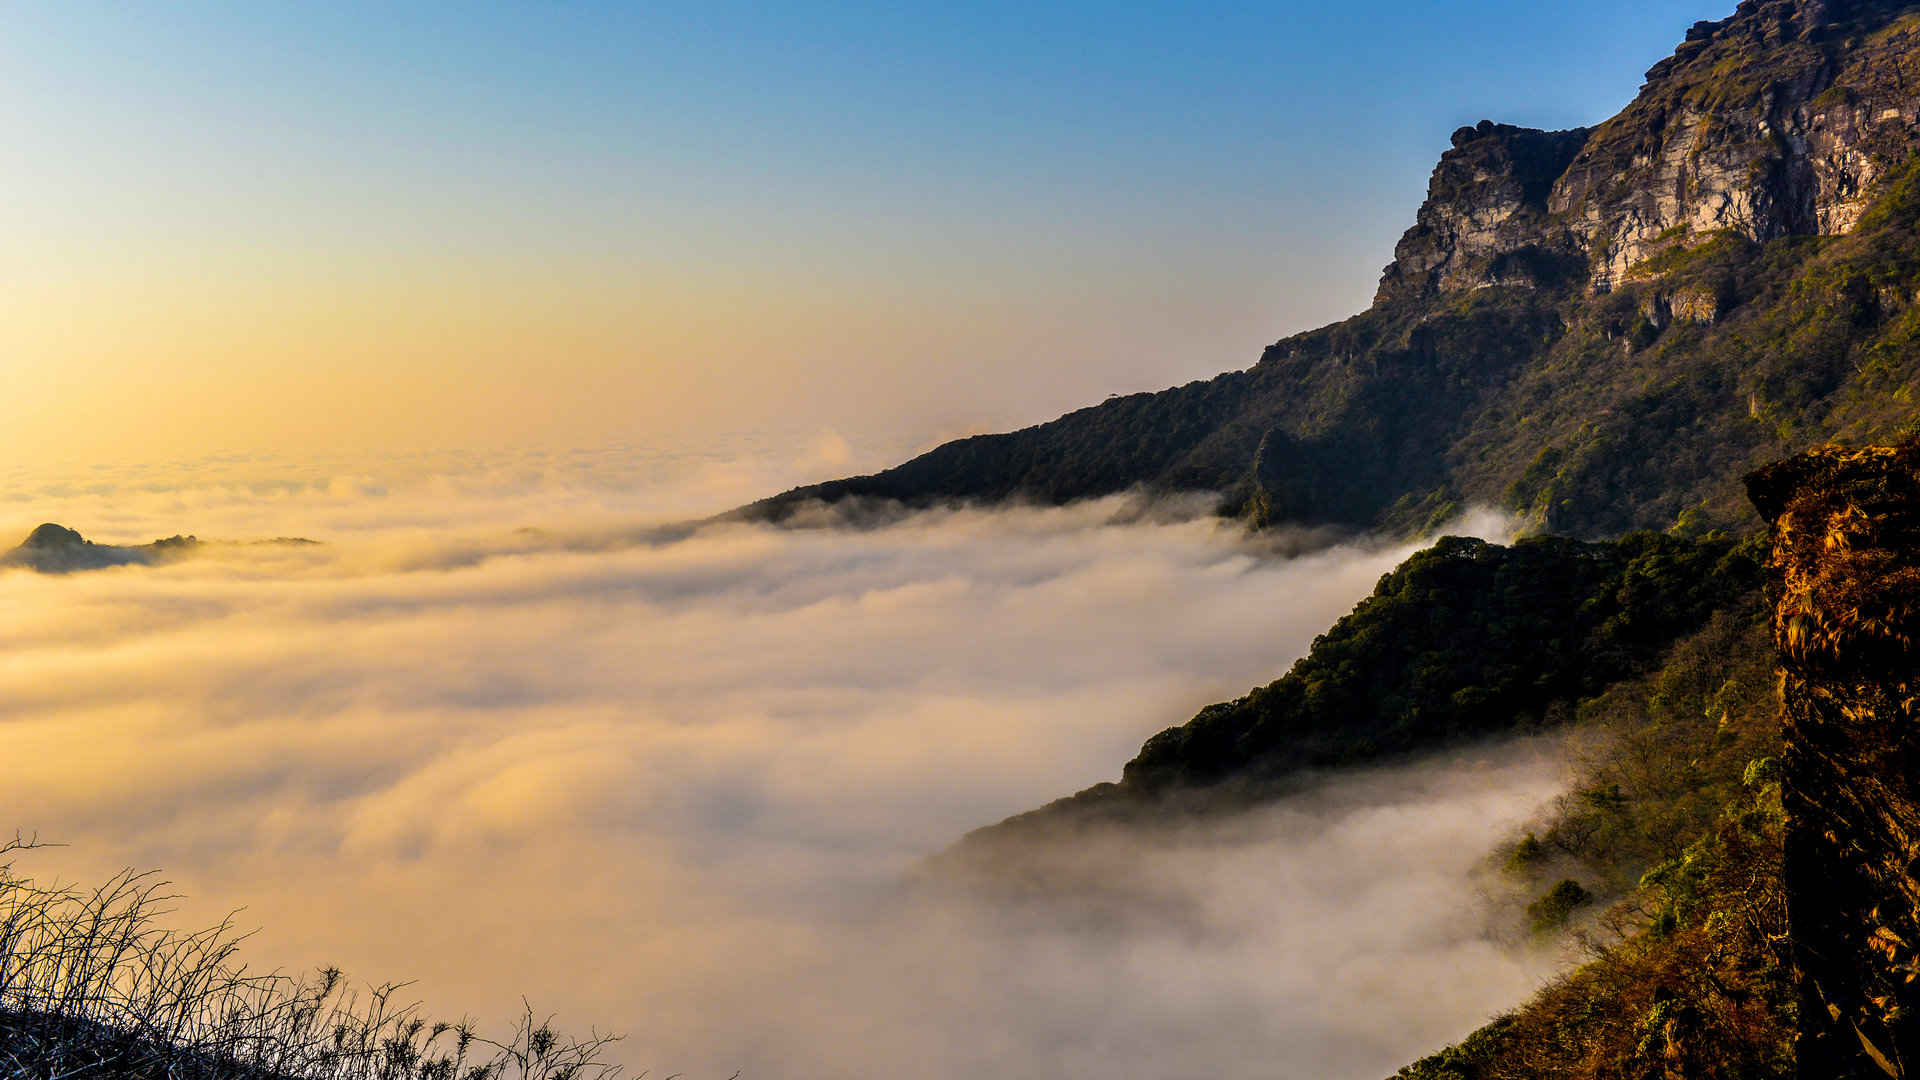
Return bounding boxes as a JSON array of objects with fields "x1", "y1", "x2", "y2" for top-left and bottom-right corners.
[
  {"x1": 744, "y1": 0, "x2": 1920, "y2": 539},
  {"x1": 937, "y1": 526, "x2": 1797, "y2": 1077},
  {"x1": 904, "y1": 3, "x2": 1920, "y2": 1074},
  {"x1": 949, "y1": 443, "x2": 1920, "y2": 1080},
  {"x1": 1386, "y1": 440, "x2": 1920, "y2": 1080},
  {"x1": 943, "y1": 531, "x2": 1764, "y2": 853}
]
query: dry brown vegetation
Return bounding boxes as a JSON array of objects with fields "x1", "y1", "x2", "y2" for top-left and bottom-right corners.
[
  {"x1": 0, "y1": 838, "x2": 626, "y2": 1080},
  {"x1": 1750, "y1": 439, "x2": 1920, "y2": 1076},
  {"x1": 1424, "y1": 793, "x2": 1789, "y2": 1080}
]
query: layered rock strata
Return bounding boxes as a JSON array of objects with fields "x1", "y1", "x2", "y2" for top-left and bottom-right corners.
[{"x1": 1380, "y1": 0, "x2": 1920, "y2": 301}]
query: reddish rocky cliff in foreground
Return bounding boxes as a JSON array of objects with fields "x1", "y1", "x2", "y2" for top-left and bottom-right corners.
[{"x1": 1751, "y1": 441, "x2": 1920, "y2": 1079}]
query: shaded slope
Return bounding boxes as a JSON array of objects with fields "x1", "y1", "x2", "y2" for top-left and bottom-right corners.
[
  {"x1": 1116, "y1": 534, "x2": 1763, "y2": 794},
  {"x1": 1388, "y1": 437, "x2": 1920, "y2": 1079},
  {"x1": 938, "y1": 527, "x2": 1793, "y2": 1077},
  {"x1": 1392, "y1": 777, "x2": 1791, "y2": 1080},
  {"x1": 1390, "y1": 603, "x2": 1792, "y2": 1080}
]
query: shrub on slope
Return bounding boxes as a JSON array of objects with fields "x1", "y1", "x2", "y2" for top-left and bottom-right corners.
[{"x1": 1395, "y1": 604, "x2": 1792, "y2": 1080}]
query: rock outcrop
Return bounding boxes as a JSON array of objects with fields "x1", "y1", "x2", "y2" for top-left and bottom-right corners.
[
  {"x1": 1750, "y1": 441, "x2": 1920, "y2": 1079},
  {"x1": 1, "y1": 524, "x2": 199, "y2": 573},
  {"x1": 1379, "y1": 0, "x2": 1920, "y2": 300},
  {"x1": 1373, "y1": 121, "x2": 1590, "y2": 303}
]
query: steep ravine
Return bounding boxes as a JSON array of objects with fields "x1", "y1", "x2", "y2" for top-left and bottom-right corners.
[{"x1": 945, "y1": 438, "x2": 1920, "y2": 1078}]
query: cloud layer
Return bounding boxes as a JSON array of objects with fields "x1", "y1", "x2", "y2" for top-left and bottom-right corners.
[{"x1": 0, "y1": 459, "x2": 1555, "y2": 1078}]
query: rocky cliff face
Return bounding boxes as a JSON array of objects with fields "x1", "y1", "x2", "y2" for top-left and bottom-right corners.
[
  {"x1": 1750, "y1": 441, "x2": 1920, "y2": 1079},
  {"x1": 1373, "y1": 122, "x2": 1590, "y2": 303},
  {"x1": 1380, "y1": 0, "x2": 1920, "y2": 301}
]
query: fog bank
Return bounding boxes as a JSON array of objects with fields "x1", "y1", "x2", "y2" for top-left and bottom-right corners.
[{"x1": 0, "y1": 454, "x2": 1554, "y2": 1078}]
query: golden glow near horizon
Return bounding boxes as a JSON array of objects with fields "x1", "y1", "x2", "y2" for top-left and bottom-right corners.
[
  {"x1": 0, "y1": 3, "x2": 1468, "y2": 473},
  {"x1": 1, "y1": 235, "x2": 1323, "y2": 469},
  {"x1": 0, "y1": 2, "x2": 1719, "y2": 472}
]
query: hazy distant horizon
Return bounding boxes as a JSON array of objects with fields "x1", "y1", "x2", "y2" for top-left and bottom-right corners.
[{"x1": 0, "y1": 427, "x2": 931, "y2": 542}]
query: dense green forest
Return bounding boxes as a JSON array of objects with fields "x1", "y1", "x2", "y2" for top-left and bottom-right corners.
[
  {"x1": 958, "y1": 531, "x2": 1766, "y2": 843},
  {"x1": 1120, "y1": 534, "x2": 1765, "y2": 791}
]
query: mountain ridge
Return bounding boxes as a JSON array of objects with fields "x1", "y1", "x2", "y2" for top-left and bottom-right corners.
[
  {"x1": 740, "y1": 0, "x2": 1920, "y2": 540},
  {"x1": 907, "y1": 4, "x2": 1920, "y2": 1072}
]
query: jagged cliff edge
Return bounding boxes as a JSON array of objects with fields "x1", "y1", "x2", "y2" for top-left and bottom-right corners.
[{"x1": 1380, "y1": 0, "x2": 1920, "y2": 305}]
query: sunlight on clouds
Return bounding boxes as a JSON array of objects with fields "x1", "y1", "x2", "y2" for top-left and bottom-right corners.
[{"x1": 0, "y1": 456, "x2": 1548, "y2": 1078}]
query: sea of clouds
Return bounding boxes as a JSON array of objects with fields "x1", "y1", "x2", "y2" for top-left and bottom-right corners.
[{"x1": 0, "y1": 441, "x2": 1568, "y2": 1079}]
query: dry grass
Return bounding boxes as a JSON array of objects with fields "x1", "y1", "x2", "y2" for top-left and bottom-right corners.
[{"x1": 0, "y1": 836, "x2": 628, "y2": 1080}]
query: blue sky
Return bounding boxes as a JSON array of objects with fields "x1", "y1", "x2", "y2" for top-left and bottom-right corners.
[{"x1": 2, "y1": 1, "x2": 1732, "y2": 465}]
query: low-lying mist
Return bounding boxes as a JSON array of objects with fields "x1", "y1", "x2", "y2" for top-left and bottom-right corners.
[{"x1": 0, "y1": 453, "x2": 1561, "y2": 1078}]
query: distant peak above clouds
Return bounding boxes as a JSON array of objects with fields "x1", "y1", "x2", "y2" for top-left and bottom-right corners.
[
  {"x1": 2, "y1": 523, "x2": 314, "y2": 574},
  {"x1": 22, "y1": 523, "x2": 88, "y2": 549},
  {"x1": 2, "y1": 523, "x2": 196, "y2": 573}
]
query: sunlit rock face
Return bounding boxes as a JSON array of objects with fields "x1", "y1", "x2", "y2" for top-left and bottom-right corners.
[
  {"x1": 1380, "y1": 0, "x2": 1920, "y2": 302},
  {"x1": 1750, "y1": 440, "x2": 1920, "y2": 1079},
  {"x1": 1372, "y1": 121, "x2": 1591, "y2": 303}
]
